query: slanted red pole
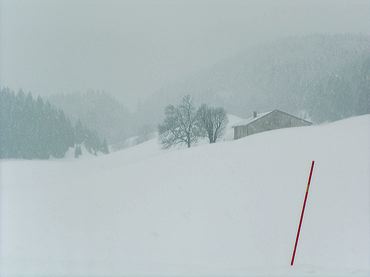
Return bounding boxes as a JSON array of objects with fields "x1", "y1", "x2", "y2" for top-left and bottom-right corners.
[{"x1": 291, "y1": 161, "x2": 315, "y2": 266}]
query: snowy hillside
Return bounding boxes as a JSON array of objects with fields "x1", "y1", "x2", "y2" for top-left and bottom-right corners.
[{"x1": 0, "y1": 115, "x2": 369, "y2": 276}]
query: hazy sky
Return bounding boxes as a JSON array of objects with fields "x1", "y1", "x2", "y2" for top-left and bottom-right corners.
[{"x1": 1, "y1": 0, "x2": 369, "y2": 108}]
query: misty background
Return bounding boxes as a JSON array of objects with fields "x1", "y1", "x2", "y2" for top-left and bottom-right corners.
[
  {"x1": 1, "y1": 0, "x2": 370, "y2": 151},
  {"x1": 1, "y1": 0, "x2": 369, "y2": 104}
]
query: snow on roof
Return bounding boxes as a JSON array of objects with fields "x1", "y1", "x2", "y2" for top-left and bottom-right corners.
[{"x1": 232, "y1": 111, "x2": 273, "y2": 127}]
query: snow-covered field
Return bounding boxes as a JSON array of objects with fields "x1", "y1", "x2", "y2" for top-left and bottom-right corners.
[{"x1": 0, "y1": 115, "x2": 369, "y2": 277}]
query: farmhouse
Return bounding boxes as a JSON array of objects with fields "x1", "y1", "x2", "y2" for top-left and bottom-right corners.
[{"x1": 232, "y1": 109, "x2": 312, "y2": 139}]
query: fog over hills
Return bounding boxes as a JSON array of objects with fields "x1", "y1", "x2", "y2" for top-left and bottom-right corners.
[
  {"x1": 47, "y1": 34, "x2": 370, "y2": 144},
  {"x1": 136, "y1": 34, "x2": 370, "y2": 127},
  {"x1": 48, "y1": 91, "x2": 134, "y2": 145},
  {"x1": 3, "y1": 0, "x2": 369, "y2": 105}
]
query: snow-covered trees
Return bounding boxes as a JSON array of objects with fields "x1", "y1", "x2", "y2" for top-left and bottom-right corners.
[
  {"x1": 159, "y1": 95, "x2": 200, "y2": 148},
  {"x1": 197, "y1": 104, "x2": 228, "y2": 143},
  {"x1": 158, "y1": 95, "x2": 228, "y2": 148}
]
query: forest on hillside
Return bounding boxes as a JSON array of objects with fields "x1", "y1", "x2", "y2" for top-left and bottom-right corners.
[{"x1": 0, "y1": 88, "x2": 108, "y2": 159}]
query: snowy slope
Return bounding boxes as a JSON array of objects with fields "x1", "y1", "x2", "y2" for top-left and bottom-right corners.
[{"x1": 0, "y1": 115, "x2": 369, "y2": 276}]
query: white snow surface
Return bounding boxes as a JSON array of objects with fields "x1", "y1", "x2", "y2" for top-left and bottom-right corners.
[{"x1": 0, "y1": 115, "x2": 369, "y2": 276}]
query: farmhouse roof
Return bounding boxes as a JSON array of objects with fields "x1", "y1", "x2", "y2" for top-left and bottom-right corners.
[{"x1": 232, "y1": 109, "x2": 311, "y2": 128}]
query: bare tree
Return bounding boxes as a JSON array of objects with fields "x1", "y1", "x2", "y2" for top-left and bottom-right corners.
[
  {"x1": 197, "y1": 104, "x2": 228, "y2": 143},
  {"x1": 158, "y1": 95, "x2": 200, "y2": 148}
]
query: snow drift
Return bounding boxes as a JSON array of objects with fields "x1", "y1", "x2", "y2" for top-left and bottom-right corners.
[{"x1": 0, "y1": 115, "x2": 369, "y2": 276}]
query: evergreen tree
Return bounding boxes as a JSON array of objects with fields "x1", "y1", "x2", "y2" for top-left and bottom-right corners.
[{"x1": 74, "y1": 145, "x2": 82, "y2": 158}]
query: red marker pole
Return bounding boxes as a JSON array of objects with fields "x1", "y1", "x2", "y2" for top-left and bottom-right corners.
[{"x1": 290, "y1": 160, "x2": 315, "y2": 266}]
